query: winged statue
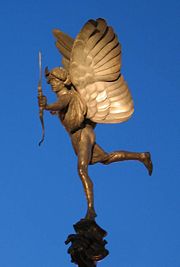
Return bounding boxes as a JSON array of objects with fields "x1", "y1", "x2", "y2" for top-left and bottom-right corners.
[{"x1": 38, "y1": 18, "x2": 153, "y2": 220}]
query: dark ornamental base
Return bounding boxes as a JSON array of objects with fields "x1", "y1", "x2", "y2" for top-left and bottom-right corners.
[{"x1": 65, "y1": 219, "x2": 109, "y2": 267}]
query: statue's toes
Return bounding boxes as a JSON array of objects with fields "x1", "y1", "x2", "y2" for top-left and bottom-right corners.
[{"x1": 142, "y1": 152, "x2": 153, "y2": 176}]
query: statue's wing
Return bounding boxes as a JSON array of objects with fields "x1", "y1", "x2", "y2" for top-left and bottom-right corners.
[
  {"x1": 53, "y1": 29, "x2": 74, "y2": 70},
  {"x1": 69, "y1": 18, "x2": 134, "y2": 123}
]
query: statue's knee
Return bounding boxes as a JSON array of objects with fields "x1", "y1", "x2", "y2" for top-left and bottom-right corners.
[{"x1": 78, "y1": 162, "x2": 87, "y2": 176}]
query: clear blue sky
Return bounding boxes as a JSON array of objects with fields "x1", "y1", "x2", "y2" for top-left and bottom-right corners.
[{"x1": 0, "y1": 0, "x2": 179, "y2": 266}]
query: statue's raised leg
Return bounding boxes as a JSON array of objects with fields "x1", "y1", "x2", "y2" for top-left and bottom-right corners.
[{"x1": 90, "y1": 144, "x2": 153, "y2": 175}]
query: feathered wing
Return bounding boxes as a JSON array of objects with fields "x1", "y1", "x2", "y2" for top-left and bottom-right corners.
[
  {"x1": 69, "y1": 18, "x2": 134, "y2": 123},
  {"x1": 53, "y1": 29, "x2": 74, "y2": 70}
]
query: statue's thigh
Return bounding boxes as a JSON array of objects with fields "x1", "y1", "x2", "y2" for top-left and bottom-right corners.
[
  {"x1": 78, "y1": 126, "x2": 95, "y2": 164},
  {"x1": 71, "y1": 126, "x2": 95, "y2": 163},
  {"x1": 70, "y1": 130, "x2": 81, "y2": 155}
]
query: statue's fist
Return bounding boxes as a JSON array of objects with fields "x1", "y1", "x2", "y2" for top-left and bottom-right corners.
[{"x1": 38, "y1": 95, "x2": 47, "y2": 109}]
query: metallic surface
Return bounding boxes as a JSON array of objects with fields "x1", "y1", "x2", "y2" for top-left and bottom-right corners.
[{"x1": 38, "y1": 18, "x2": 153, "y2": 220}]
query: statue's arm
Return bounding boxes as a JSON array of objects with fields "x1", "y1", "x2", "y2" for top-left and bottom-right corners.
[
  {"x1": 39, "y1": 94, "x2": 70, "y2": 112},
  {"x1": 45, "y1": 99, "x2": 68, "y2": 111}
]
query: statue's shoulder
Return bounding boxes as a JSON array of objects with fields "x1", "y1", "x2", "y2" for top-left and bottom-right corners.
[{"x1": 56, "y1": 86, "x2": 71, "y2": 99}]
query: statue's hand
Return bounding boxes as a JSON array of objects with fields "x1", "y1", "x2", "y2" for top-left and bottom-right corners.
[{"x1": 38, "y1": 95, "x2": 47, "y2": 109}]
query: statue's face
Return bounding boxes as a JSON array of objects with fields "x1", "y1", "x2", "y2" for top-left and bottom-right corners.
[{"x1": 48, "y1": 77, "x2": 64, "y2": 92}]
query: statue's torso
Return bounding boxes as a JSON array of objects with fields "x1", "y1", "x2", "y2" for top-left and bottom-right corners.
[{"x1": 57, "y1": 87, "x2": 87, "y2": 133}]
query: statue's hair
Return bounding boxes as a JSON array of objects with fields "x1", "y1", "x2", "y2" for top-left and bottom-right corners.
[
  {"x1": 45, "y1": 66, "x2": 71, "y2": 85},
  {"x1": 45, "y1": 66, "x2": 67, "y2": 80}
]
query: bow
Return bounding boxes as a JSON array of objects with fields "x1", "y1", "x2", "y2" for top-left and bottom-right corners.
[{"x1": 38, "y1": 51, "x2": 45, "y2": 146}]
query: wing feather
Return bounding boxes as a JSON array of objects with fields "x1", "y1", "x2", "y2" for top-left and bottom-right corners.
[
  {"x1": 62, "y1": 57, "x2": 70, "y2": 70},
  {"x1": 56, "y1": 41, "x2": 71, "y2": 60},
  {"x1": 94, "y1": 54, "x2": 121, "y2": 72},
  {"x1": 93, "y1": 39, "x2": 119, "y2": 65},
  {"x1": 90, "y1": 27, "x2": 115, "y2": 57},
  {"x1": 94, "y1": 63, "x2": 120, "y2": 76},
  {"x1": 53, "y1": 29, "x2": 74, "y2": 49},
  {"x1": 94, "y1": 47, "x2": 121, "y2": 69},
  {"x1": 53, "y1": 29, "x2": 74, "y2": 70},
  {"x1": 85, "y1": 20, "x2": 107, "y2": 53}
]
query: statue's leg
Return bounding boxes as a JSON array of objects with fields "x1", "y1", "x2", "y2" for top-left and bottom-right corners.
[
  {"x1": 90, "y1": 144, "x2": 153, "y2": 175},
  {"x1": 71, "y1": 126, "x2": 97, "y2": 220}
]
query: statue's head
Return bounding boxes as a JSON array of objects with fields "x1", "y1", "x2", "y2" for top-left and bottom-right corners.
[{"x1": 45, "y1": 67, "x2": 71, "y2": 92}]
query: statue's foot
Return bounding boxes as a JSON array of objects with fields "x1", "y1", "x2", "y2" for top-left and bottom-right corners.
[
  {"x1": 141, "y1": 152, "x2": 153, "y2": 176},
  {"x1": 85, "y1": 208, "x2": 97, "y2": 220}
]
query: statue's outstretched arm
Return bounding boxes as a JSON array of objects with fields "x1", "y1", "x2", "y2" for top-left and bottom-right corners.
[
  {"x1": 39, "y1": 94, "x2": 70, "y2": 112},
  {"x1": 45, "y1": 100, "x2": 67, "y2": 111}
]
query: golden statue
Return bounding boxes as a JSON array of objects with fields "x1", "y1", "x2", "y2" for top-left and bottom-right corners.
[{"x1": 38, "y1": 18, "x2": 153, "y2": 221}]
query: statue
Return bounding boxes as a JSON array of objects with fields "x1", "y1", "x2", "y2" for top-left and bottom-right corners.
[
  {"x1": 38, "y1": 17, "x2": 153, "y2": 219},
  {"x1": 38, "y1": 18, "x2": 153, "y2": 266}
]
